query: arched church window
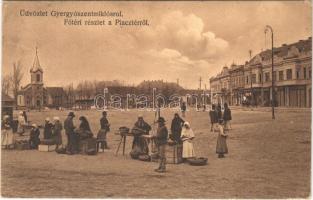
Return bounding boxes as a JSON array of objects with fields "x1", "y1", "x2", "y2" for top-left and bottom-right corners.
[{"x1": 36, "y1": 74, "x2": 40, "y2": 82}]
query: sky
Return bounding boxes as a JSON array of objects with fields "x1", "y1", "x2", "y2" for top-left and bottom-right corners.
[{"x1": 2, "y1": 1, "x2": 312, "y2": 89}]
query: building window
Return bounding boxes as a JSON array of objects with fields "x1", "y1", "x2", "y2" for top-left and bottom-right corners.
[
  {"x1": 251, "y1": 74, "x2": 256, "y2": 84},
  {"x1": 304, "y1": 67, "x2": 306, "y2": 79},
  {"x1": 286, "y1": 69, "x2": 292, "y2": 80},
  {"x1": 265, "y1": 72, "x2": 270, "y2": 82},
  {"x1": 279, "y1": 71, "x2": 284, "y2": 81},
  {"x1": 296, "y1": 69, "x2": 300, "y2": 79},
  {"x1": 273, "y1": 71, "x2": 277, "y2": 81},
  {"x1": 246, "y1": 76, "x2": 249, "y2": 84},
  {"x1": 309, "y1": 69, "x2": 311, "y2": 79},
  {"x1": 259, "y1": 74, "x2": 262, "y2": 83},
  {"x1": 36, "y1": 74, "x2": 40, "y2": 82}
]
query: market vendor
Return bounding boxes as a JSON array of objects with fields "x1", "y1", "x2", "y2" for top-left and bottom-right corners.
[
  {"x1": 29, "y1": 124, "x2": 40, "y2": 149},
  {"x1": 43, "y1": 118, "x2": 53, "y2": 139},
  {"x1": 131, "y1": 115, "x2": 151, "y2": 157}
]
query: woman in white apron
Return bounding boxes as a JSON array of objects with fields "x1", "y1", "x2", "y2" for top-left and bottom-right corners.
[
  {"x1": 2, "y1": 115, "x2": 14, "y2": 149},
  {"x1": 181, "y1": 122, "x2": 195, "y2": 160}
]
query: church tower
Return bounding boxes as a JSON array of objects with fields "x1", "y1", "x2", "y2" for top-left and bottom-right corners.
[{"x1": 30, "y1": 47, "x2": 44, "y2": 109}]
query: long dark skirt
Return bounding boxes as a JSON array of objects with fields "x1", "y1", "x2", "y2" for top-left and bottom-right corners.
[{"x1": 216, "y1": 134, "x2": 228, "y2": 154}]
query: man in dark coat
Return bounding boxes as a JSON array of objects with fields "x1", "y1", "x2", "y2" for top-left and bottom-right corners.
[
  {"x1": 154, "y1": 117, "x2": 168, "y2": 173},
  {"x1": 97, "y1": 111, "x2": 110, "y2": 151},
  {"x1": 223, "y1": 103, "x2": 232, "y2": 130},
  {"x1": 43, "y1": 118, "x2": 53, "y2": 139},
  {"x1": 217, "y1": 103, "x2": 222, "y2": 120},
  {"x1": 170, "y1": 113, "x2": 184, "y2": 143},
  {"x1": 181, "y1": 102, "x2": 187, "y2": 117},
  {"x1": 209, "y1": 104, "x2": 218, "y2": 132},
  {"x1": 29, "y1": 124, "x2": 40, "y2": 149},
  {"x1": 64, "y1": 112, "x2": 77, "y2": 154}
]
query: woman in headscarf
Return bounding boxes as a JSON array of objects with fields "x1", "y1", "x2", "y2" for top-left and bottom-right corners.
[
  {"x1": 181, "y1": 122, "x2": 196, "y2": 160},
  {"x1": 43, "y1": 118, "x2": 53, "y2": 139},
  {"x1": 29, "y1": 124, "x2": 40, "y2": 149},
  {"x1": 77, "y1": 116, "x2": 93, "y2": 140},
  {"x1": 53, "y1": 117, "x2": 63, "y2": 150},
  {"x1": 170, "y1": 113, "x2": 184, "y2": 143},
  {"x1": 2, "y1": 115, "x2": 14, "y2": 149},
  {"x1": 216, "y1": 119, "x2": 228, "y2": 158},
  {"x1": 17, "y1": 111, "x2": 26, "y2": 135}
]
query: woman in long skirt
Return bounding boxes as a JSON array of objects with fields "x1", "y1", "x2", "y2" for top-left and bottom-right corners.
[
  {"x1": 53, "y1": 117, "x2": 63, "y2": 150},
  {"x1": 216, "y1": 119, "x2": 228, "y2": 158},
  {"x1": 2, "y1": 115, "x2": 14, "y2": 149},
  {"x1": 181, "y1": 122, "x2": 195, "y2": 160}
]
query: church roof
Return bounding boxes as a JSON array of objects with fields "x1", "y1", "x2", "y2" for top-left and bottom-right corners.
[{"x1": 30, "y1": 48, "x2": 43, "y2": 73}]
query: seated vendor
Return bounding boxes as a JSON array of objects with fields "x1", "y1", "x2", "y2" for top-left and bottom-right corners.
[
  {"x1": 76, "y1": 116, "x2": 93, "y2": 140},
  {"x1": 131, "y1": 115, "x2": 151, "y2": 156},
  {"x1": 29, "y1": 124, "x2": 40, "y2": 149}
]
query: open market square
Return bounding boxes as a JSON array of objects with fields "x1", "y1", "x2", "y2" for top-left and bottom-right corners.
[{"x1": 1, "y1": 108, "x2": 310, "y2": 198}]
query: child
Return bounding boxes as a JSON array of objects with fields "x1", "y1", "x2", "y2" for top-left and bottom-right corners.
[{"x1": 216, "y1": 119, "x2": 228, "y2": 158}]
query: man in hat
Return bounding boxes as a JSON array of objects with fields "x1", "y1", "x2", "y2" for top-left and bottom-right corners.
[
  {"x1": 154, "y1": 117, "x2": 168, "y2": 173},
  {"x1": 64, "y1": 112, "x2": 77, "y2": 154},
  {"x1": 97, "y1": 111, "x2": 110, "y2": 151}
]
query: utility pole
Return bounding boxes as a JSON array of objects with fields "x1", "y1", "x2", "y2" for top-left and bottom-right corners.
[
  {"x1": 249, "y1": 50, "x2": 253, "y2": 107},
  {"x1": 265, "y1": 25, "x2": 275, "y2": 120},
  {"x1": 199, "y1": 77, "x2": 202, "y2": 90}
]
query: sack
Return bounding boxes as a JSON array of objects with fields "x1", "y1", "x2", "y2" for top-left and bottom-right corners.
[
  {"x1": 188, "y1": 157, "x2": 208, "y2": 166},
  {"x1": 56, "y1": 147, "x2": 66, "y2": 154}
]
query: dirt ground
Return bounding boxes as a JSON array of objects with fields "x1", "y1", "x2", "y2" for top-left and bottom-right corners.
[{"x1": 1, "y1": 108, "x2": 311, "y2": 198}]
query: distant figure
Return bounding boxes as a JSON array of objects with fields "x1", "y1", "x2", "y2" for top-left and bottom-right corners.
[
  {"x1": 216, "y1": 119, "x2": 228, "y2": 158},
  {"x1": 217, "y1": 103, "x2": 222, "y2": 120},
  {"x1": 22, "y1": 111, "x2": 28, "y2": 124},
  {"x1": 154, "y1": 117, "x2": 168, "y2": 173},
  {"x1": 17, "y1": 111, "x2": 26, "y2": 135},
  {"x1": 181, "y1": 102, "x2": 187, "y2": 117},
  {"x1": 223, "y1": 103, "x2": 232, "y2": 130},
  {"x1": 170, "y1": 113, "x2": 184, "y2": 143},
  {"x1": 29, "y1": 124, "x2": 40, "y2": 149},
  {"x1": 97, "y1": 111, "x2": 110, "y2": 151},
  {"x1": 209, "y1": 104, "x2": 218, "y2": 132},
  {"x1": 64, "y1": 112, "x2": 77, "y2": 154},
  {"x1": 53, "y1": 117, "x2": 63, "y2": 150},
  {"x1": 181, "y1": 122, "x2": 196, "y2": 160},
  {"x1": 2, "y1": 115, "x2": 14, "y2": 149},
  {"x1": 43, "y1": 118, "x2": 53, "y2": 139}
]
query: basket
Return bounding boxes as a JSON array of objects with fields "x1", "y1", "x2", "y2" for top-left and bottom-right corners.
[
  {"x1": 131, "y1": 127, "x2": 145, "y2": 136},
  {"x1": 138, "y1": 154, "x2": 151, "y2": 162},
  {"x1": 188, "y1": 157, "x2": 208, "y2": 166}
]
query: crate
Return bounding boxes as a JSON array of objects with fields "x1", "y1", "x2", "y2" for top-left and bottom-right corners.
[
  {"x1": 151, "y1": 144, "x2": 183, "y2": 164},
  {"x1": 15, "y1": 142, "x2": 30, "y2": 150},
  {"x1": 38, "y1": 144, "x2": 56, "y2": 152}
]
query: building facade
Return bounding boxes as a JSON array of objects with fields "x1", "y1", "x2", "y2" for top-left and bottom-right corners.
[
  {"x1": 17, "y1": 50, "x2": 66, "y2": 109},
  {"x1": 210, "y1": 66, "x2": 231, "y2": 105},
  {"x1": 210, "y1": 37, "x2": 312, "y2": 108}
]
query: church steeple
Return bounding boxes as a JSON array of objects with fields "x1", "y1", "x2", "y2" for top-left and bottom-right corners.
[
  {"x1": 30, "y1": 47, "x2": 43, "y2": 73},
  {"x1": 30, "y1": 47, "x2": 43, "y2": 84}
]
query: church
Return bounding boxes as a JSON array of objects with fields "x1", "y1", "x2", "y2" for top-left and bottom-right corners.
[{"x1": 17, "y1": 49, "x2": 66, "y2": 109}]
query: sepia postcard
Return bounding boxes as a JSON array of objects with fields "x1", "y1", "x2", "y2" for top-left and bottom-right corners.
[{"x1": 1, "y1": 0, "x2": 312, "y2": 199}]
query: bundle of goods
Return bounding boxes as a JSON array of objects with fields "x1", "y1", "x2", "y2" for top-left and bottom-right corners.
[
  {"x1": 130, "y1": 127, "x2": 146, "y2": 136},
  {"x1": 76, "y1": 129, "x2": 93, "y2": 140},
  {"x1": 15, "y1": 140, "x2": 30, "y2": 150},
  {"x1": 40, "y1": 139, "x2": 55, "y2": 145},
  {"x1": 79, "y1": 137, "x2": 97, "y2": 155},
  {"x1": 188, "y1": 157, "x2": 208, "y2": 166}
]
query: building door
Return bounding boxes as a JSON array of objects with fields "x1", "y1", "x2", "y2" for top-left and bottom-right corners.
[{"x1": 36, "y1": 100, "x2": 41, "y2": 107}]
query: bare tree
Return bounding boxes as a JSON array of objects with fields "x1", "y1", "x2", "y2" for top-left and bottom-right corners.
[
  {"x1": 11, "y1": 61, "x2": 24, "y2": 105},
  {"x1": 2, "y1": 75, "x2": 11, "y2": 95}
]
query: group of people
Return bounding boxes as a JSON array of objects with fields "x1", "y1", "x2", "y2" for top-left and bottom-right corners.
[{"x1": 2, "y1": 103, "x2": 233, "y2": 173}]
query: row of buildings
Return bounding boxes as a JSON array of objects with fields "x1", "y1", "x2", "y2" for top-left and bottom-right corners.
[{"x1": 210, "y1": 37, "x2": 312, "y2": 108}]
